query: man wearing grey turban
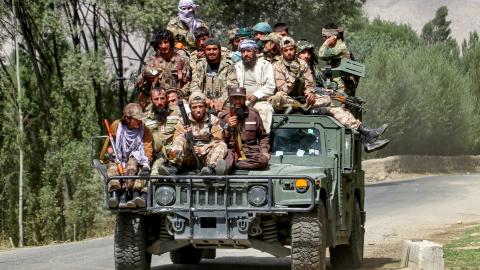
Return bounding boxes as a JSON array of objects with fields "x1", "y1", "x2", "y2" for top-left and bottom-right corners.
[{"x1": 167, "y1": 0, "x2": 209, "y2": 52}]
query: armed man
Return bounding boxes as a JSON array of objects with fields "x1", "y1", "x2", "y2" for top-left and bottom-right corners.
[
  {"x1": 190, "y1": 38, "x2": 238, "y2": 114},
  {"x1": 231, "y1": 27, "x2": 253, "y2": 63},
  {"x1": 167, "y1": 0, "x2": 209, "y2": 51},
  {"x1": 136, "y1": 28, "x2": 191, "y2": 102},
  {"x1": 189, "y1": 27, "x2": 233, "y2": 69},
  {"x1": 169, "y1": 92, "x2": 228, "y2": 175},
  {"x1": 271, "y1": 37, "x2": 389, "y2": 152},
  {"x1": 318, "y1": 23, "x2": 358, "y2": 95},
  {"x1": 260, "y1": 32, "x2": 282, "y2": 65},
  {"x1": 105, "y1": 103, "x2": 154, "y2": 209},
  {"x1": 297, "y1": 39, "x2": 323, "y2": 87},
  {"x1": 235, "y1": 39, "x2": 276, "y2": 133},
  {"x1": 144, "y1": 86, "x2": 181, "y2": 175},
  {"x1": 219, "y1": 86, "x2": 270, "y2": 173}
]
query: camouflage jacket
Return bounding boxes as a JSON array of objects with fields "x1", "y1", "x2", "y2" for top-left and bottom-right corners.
[
  {"x1": 144, "y1": 103, "x2": 181, "y2": 154},
  {"x1": 190, "y1": 56, "x2": 238, "y2": 105},
  {"x1": 167, "y1": 16, "x2": 208, "y2": 52},
  {"x1": 171, "y1": 113, "x2": 223, "y2": 156},
  {"x1": 318, "y1": 39, "x2": 350, "y2": 62},
  {"x1": 137, "y1": 51, "x2": 191, "y2": 98},
  {"x1": 273, "y1": 57, "x2": 315, "y2": 96}
]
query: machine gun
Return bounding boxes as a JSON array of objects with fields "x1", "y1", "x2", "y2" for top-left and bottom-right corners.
[{"x1": 178, "y1": 98, "x2": 202, "y2": 172}]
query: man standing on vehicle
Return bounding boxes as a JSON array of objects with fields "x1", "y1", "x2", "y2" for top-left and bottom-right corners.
[
  {"x1": 235, "y1": 39, "x2": 275, "y2": 133},
  {"x1": 144, "y1": 86, "x2": 181, "y2": 176},
  {"x1": 136, "y1": 28, "x2": 190, "y2": 101},
  {"x1": 190, "y1": 38, "x2": 238, "y2": 114},
  {"x1": 106, "y1": 103, "x2": 154, "y2": 209},
  {"x1": 170, "y1": 92, "x2": 228, "y2": 175},
  {"x1": 219, "y1": 86, "x2": 270, "y2": 172},
  {"x1": 272, "y1": 37, "x2": 390, "y2": 152}
]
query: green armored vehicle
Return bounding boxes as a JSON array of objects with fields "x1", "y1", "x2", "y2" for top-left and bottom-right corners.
[{"x1": 93, "y1": 108, "x2": 366, "y2": 270}]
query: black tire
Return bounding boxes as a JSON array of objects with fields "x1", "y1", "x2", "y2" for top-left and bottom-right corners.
[
  {"x1": 114, "y1": 213, "x2": 151, "y2": 270},
  {"x1": 169, "y1": 245, "x2": 203, "y2": 264},
  {"x1": 202, "y1": 248, "x2": 216, "y2": 259},
  {"x1": 330, "y1": 200, "x2": 365, "y2": 269},
  {"x1": 291, "y1": 202, "x2": 327, "y2": 270}
]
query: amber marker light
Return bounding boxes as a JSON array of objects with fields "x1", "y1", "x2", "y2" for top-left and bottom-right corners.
[{"x1": 295, "y1": 178, "x2": 309, "y2": 192}]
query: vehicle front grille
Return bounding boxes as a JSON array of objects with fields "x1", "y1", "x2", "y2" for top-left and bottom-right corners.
[{"x1": 179, "y1": 185, "x2": 245, "y2": 206}]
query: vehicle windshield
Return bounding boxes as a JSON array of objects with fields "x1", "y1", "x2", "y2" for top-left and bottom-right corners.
[{"x1": 270, "y1": 128, "x2": 321, "y2": 157}]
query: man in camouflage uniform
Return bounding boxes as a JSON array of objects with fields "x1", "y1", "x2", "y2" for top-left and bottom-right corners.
[
  {"x1": 170, "y1": 92, "x2": 228, "y2": 175},
  {"x1": 106, "y1": 103, "x2": 153, "y2": 209},
  {"x1": 167, "y1": 0, "x2": 209, "y2": 51},
  {"x1": 144, "y1": 86, "x2": 181, "y2": 175},
  {"x1": 136, "y1": 28, "x2": 191, "y2": 100},
  {"x1": 318, "y1": 23, "x2": 357, "y2": 96},
  {"x1": 191, "y1": 38, "x2": 238, "y2": 113},
  {"x1": 272, "y1": 37, "x2": 390, "y2": 152},
  {"x1": 297, "y1": 39, "x2": 323, "y2": 87},
  {"x1": 189, "y1": 27, "x2": 232, "y2": 69},
  {"x1": 260, "y1": 32, "x2": 282, "y2": 65},
  {"x1": 219, "y1": 86, "x2": 270, "y2": 173}
]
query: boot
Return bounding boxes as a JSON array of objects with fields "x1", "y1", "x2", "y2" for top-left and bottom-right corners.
[
  {"x1": 157, "y1": 163, "x2": 178, "y2": 176},
  {"x1": 126, "y1": 191, "x2": 138, "y2": 209},
  {"x1": 358, "y1": 124, "x2": 388, "y2": 144},
  {"x1": 108, "y1": 190, "x2": 120, "y2": 208},
  {"x1": 199, "y1": 166, "x2": 214, "y2": 176},
  {"x1": 118, "y1": 191, "x2": 128, "y2": 209},
  {"x1": 215, "y1": 160, "x2": 226, "y2": 176},
  {"x1": 133, "y1": 191, "x2": 147, "y2": 208},
  {"x1": 364, "y1": 139, "x2": 390, "y2": 153}
]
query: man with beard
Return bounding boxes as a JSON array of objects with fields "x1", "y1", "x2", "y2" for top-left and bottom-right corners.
[
  {"x1": 252, "y1": 22, "x2": 272, "y2": 52},
  {"x1": 189, "y1": 27, "x2": 233, "y2": 69},
  {"x1": 234, "y1": 39, "x2": 275, "y2": 133},
  {"x1": 231, "y1": 27, "x2": 253, "y2": 63},
  {"x1": 273, "y1": 37, "x2": 389, "y2": 152},
  {"x1": 167, "y1": 0, "x2": 209, "y2": 51},
  {"x1": 170, "y1": 92, "x2": 227, "y2": 175},
  {"x1": 106, "y1": 103, "x2": 153, "y2": 209},
  {"x1": 144, "y1": 86, "x2": 181, "y2": 175},
  {"x1": 190, "y1": 38, "x2": 237, "y2": 113},
  {"x1": 260, "y1": 32, "x2": 282, "y2": 64},
  {"x1": 219, "y1": 86, "x2": 270, "y2": 172},
  {"x1": 136, "y1": 28, "x2": 190, "y2": 101}
]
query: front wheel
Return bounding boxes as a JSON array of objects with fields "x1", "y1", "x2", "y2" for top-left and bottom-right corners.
[
  {"x1": 291, "y1": 202, "x2": 327, "y2": 270},
  {"x1": 114, "y1": 213, "x2": 151, "y2": 270},
  {"x1": 329, "y1": 199, "x2": 365, "y2": 269}
]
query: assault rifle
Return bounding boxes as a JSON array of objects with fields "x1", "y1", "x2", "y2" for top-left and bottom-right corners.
[
  {"x1": 316, "y1": 88, "x2": 365, "y2": 111},
  {"x1": 104, "y1": 119, "x2": 124, "y2": 175},
  {"x1": 178, "y1": 99, "x2": 202, "y2": 172}
]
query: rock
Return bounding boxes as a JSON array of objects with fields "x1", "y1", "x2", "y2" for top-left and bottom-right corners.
[{"x1": 400, "y1": 240, "x2": 444, "y2": 270}]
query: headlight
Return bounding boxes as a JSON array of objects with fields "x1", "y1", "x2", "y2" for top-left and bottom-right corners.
[
  {"x1": 155, "y1": 186, "x2": 175, "y2": 206},
  {"x1": 248, "y1": 186, "x2": 267, "y2": 207}
]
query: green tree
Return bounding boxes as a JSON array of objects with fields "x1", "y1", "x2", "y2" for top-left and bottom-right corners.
[{"x1": 421, "y1": 6, "x2": 453, "y2": 45}]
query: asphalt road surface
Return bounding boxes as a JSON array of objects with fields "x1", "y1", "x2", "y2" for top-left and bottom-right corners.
[{"x1": 1, "y1": 174, "x2": 479, "y2": 270}]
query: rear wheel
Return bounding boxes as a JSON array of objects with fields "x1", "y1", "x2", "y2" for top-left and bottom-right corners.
[
  {"x1": 114, "y1": 213, "x2": 151, "y2": 270},
  {"x1": 330, "y1": 200, "x2": 364, "y2": 269},
  {"x1": 169, "y1": 245, "x2": 203, "y2": 264},
  {"x1": 291, "y1": 202, "x2": 327, "y2": 270}
]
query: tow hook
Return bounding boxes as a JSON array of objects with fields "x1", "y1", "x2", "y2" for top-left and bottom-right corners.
[
  {"x1": 167, "y1": 215, "x2": 186, "y2": 233},
  {"x1": 237, "y1": 217, "x2": 253, "y2": 233}
]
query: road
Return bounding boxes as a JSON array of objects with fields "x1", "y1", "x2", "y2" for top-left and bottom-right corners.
[{"x1": 1, "y1": 174, "x2": 479, "y2": 270}]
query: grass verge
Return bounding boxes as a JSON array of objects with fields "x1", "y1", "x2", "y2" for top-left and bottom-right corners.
[{"x1": 443, "y1": 224, "x2": 480, "y2": 269}]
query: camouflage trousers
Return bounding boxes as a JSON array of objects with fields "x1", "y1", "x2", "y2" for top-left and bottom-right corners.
[
  {"x1": 252, "y1": 101, "x2": 274, "y2": 133},
  {"x1": 327, "y1": 106, "x2": 361, "y2": 129},
  {"x1": 107, "y1": 159, "x2": 147, "y2": 193},
  {"x1": 172, "y1": 141, "x2": 228, "y2": 169}
]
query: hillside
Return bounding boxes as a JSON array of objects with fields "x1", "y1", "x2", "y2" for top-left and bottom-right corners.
[{"x1": 364, "y1": 0, "x2": 480, "y2": 42}]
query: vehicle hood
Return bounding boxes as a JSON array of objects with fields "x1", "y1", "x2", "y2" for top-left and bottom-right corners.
[{"x1": 248, "y1": 163, "x2": 326, "y2": 179}]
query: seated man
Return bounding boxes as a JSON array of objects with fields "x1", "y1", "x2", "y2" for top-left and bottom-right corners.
[
  {"x1": 190, "y1": 38, "x2": 237, "y2": 113},
  {"x1": 235, "y1": 39, "x2": 276, "y2": 133},
  {"x1": 272, "y1": 37, "x2": 389, "y2": 152},
  {"x1": 144, "y1": 86, "x2": 181, "y2": 175},
  {"x1": 106, "y1": 103, "x2": 153, "y2": 209},
  {"x1": 219, "y1": 86, "x2": 270, "y2": 173},
  {"x1": 170, "y1": 92, "x2": 228, "y2": 175}
]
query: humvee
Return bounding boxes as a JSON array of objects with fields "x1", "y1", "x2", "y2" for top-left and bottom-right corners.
[{"x1": 92, "y1": 109, "x2": 366, "y2": 270}]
